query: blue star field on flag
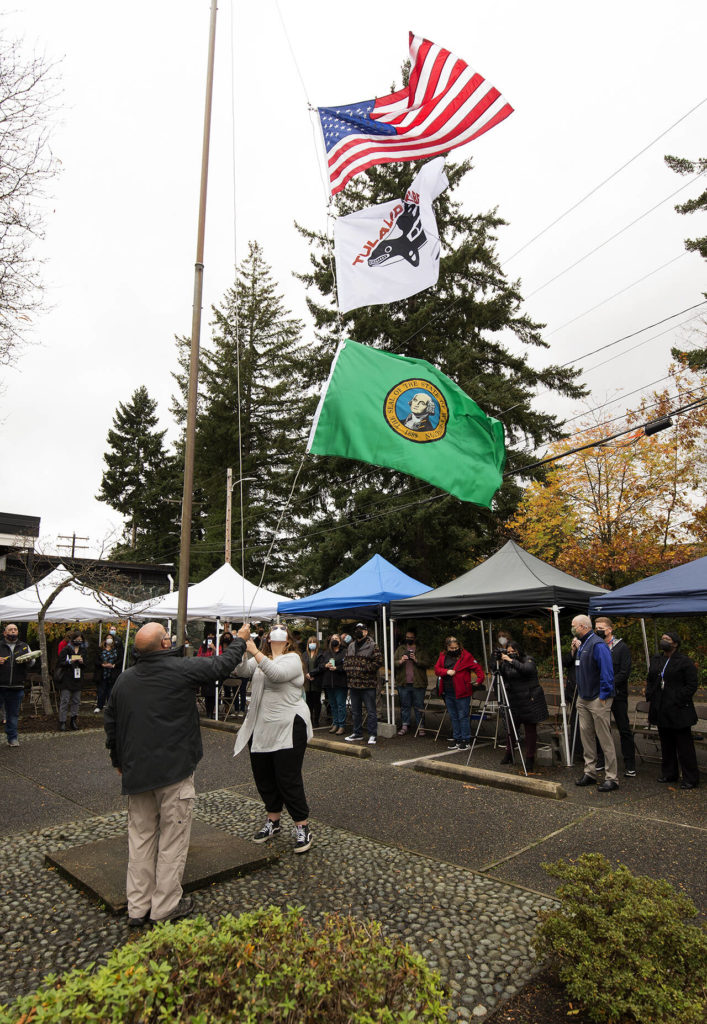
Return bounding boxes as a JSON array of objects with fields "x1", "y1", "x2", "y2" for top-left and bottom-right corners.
[{"x1": 318, "y1": 101, "x2": 397, "y2": 151}]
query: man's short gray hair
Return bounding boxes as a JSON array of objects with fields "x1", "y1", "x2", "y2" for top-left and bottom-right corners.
[{"x1": 573, "y1": 614, "x2": 592, "y2": 630}]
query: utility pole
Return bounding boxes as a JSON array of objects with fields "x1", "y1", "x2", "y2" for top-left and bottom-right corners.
[
  {"x1": 57, "y1": 533, "x2": 90, "y2": 559},
  {"x1": 225, "y1": 467, "x2": 232, "y2": 564},
  {"x1": 176, "y1": 0, "x2": 219, "y2": 646}
]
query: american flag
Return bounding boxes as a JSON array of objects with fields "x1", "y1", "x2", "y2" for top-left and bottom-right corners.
[{"x1": 318, "y1": 33, "x2": 514, "y2": 196}]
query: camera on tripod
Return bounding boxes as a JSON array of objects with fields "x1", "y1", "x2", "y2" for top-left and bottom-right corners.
[{"x1": 492, "y1": 648, "x2": 506, "y2": 662}]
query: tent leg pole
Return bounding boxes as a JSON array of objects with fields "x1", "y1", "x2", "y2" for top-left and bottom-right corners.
[
  {"x1": 480, "y1": 618, "x2": 489, "y2": 675},
  {"x1": 552, "y1": 605, "x2": 571, "y2": 767},
  {"x1": 389, "y1": 615, "x2": 396, "y2": 727},
  {"x1": 98, "y1": 622, "x2": 103, "y2": 647},
  {"x1": 122, "y1": 619, "x2": 132, "y2": 672},
  {"x1": 640, "y1": 618, "x2": 650, "y2": 669},
  {"x1": 381, "y1": 606, "x2": 391, "y2": 726},
  {"x1": 215, "y1": 618, "x2": 221, "y2": 721}
]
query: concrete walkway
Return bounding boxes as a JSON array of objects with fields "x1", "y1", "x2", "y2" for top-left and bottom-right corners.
[{"x1": 1, "y1": 725, "x2": 704, "y2": 1019}]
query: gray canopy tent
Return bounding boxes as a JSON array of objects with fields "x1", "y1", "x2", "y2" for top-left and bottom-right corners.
[{"x1": 389, "y1": 541, "x2": 609, "y2": 766}]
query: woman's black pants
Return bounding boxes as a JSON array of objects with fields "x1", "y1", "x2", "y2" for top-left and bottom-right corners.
[{"x1": 249, "y1": 716, "x2": 310, "y2": 821}]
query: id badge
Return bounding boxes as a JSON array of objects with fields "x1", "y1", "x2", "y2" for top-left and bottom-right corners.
[
  {"x1": 74, "y1": 667, "x2": 81, "y2": 680},
  {"x1": 574, "y1": 659, "x2": 580, "y2": 667}
]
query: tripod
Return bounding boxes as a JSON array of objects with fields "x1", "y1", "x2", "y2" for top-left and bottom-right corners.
[{"x1": 467, "y1": 660, "x2": 527, "y2": 776}]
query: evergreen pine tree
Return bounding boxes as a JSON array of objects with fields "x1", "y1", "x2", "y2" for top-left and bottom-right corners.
[
  {"x1": 97, "y1": 386, "x2": 179, "y2": 561},
  {"x1": 664, "y1": 154, "x2": 707, "y2": 371},
  {"x1": 288, "y1": 155, "x2": 586, "y2": 590},
  {"x1": 171, "y1": 242, "x2": 308, "y2": 583}
]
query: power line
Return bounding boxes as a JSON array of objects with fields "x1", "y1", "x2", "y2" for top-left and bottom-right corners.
[
  {"x1": 526, "y1": 172, "x2": 705, "y2": 299},
  {"x1": 503, "y1": 97, "x2": 707, "y2": 264},
  {"x1": 547, "y1": 252, "x2": 687, "y2": 337}
]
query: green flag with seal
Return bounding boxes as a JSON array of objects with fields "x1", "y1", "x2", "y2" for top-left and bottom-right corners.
[{"x1": 307, "y1": 339, "x2": 505, "y2": 507}]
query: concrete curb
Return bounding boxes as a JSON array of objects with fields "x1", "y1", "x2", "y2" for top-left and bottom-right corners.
[
  {"x1": 201, "y1": 718, "x2": 372, "y2": 758},
  {"x1": 414, "y1": 758, "x2": 567, "y2": 800}
]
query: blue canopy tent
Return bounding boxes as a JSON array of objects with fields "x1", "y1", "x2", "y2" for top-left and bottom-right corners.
[
  {"x1": 589, "y1": 555, "x2": 707, "y2": 664},
  {"x1": 277, "y1": 554, "x2": 431, "y2": 730},
  {"x1": 589, "y1": 555, "x2": 707, "y2": 617}
]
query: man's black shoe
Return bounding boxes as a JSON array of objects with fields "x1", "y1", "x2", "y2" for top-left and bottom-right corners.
[
  {"x1": 151, "y1": 895, "x2": 194, "y2": 925},
  {"x1": 657, "y1": 776, "x2": 678, "y2": 783},
  {"x1": 127, "y1": 912, "x2": 151, "y2": 929},
  {"x1": 597, "y1": 780, "x2": 619, "y2": 792},
  {"x1": 679, "y1": 781, "x2": 698, "y2": 790},
  {"x1": 575, "y1": 774, "x2": 596, "y2": 787}
]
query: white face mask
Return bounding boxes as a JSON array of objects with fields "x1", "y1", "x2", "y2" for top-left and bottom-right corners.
[
  {"x1": 499, "y1": 637, "x2": 508, "y2": 647},
  {"x1": 308, "y1": 643, "x2": 317, "y2": 650},
  {"x1": 269, "y1": 627, "x2": 288, "y2": 643}
]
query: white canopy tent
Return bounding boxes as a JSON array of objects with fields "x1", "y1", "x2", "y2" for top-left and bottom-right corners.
[
  {"x1": 0, "y1": 565, "x2": 132, "y2": 623},
  {"x1": 130, "y1": 562, "x2": 286, "y2": 622},
  {"x1": 130, "y1": 563, "x2": 288, "y2": 720}
]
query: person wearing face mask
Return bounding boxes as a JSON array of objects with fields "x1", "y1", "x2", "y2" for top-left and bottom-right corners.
[
  {"x1": 0, "y1": 622, "x2": 35, "y2": 747},
  {"x1": 593, "y1": 617, "x2": 635, "y2": 778},
  {"x1": 344, "y1": 623, "x2": 384, "y2": 746},
  {"x1": 233, "y1": 624, "x2": 314, "y2": 852},
  {"x1": 434, "y1": 636, "x2": 485, "y2": 751},
  {"x1": 197, "y1": 630, "x2": 219, "y2": 718},
  {"x1": 105, "y1": 621, "x2": 249, "y2": 926},
  {"x1": 56, "y1": 631, "x2": 88, "y2": 732},
  {"x1": 498, "y1": 640, "x2": 548, "y2": 771},
  {"x1": 321, "y1": 634, "x2": 348, "y2": 735},
  {"x1": 107, "y1": 627, "x2": 124, "y2": 669},
  {"x1": 394, "y1": 628, "x2": 432, "y2": 736},
  {"x1": 645, "y1": 631, "x2": 699, "y2": 789},
  {"x1": 94, "y1": 636, "x2": 120, "y2": 713},
  {"x1": 570, "y1": 614, "x2": 617, "y2": 791},
  {"x1": 303, "y1": 635, "x2": 325, "y2": 727}
]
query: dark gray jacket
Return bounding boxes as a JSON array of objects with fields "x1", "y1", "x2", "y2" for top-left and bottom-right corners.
[{"x1": 104, "y1": 638, "x2": 246, "y2": 795}]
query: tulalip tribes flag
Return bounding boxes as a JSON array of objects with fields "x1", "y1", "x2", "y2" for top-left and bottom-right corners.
[
  {"x1": 308, "y1": 339, "x2": 505, "y2": 507},
  {"x1": 318, "y1": 32, "x2": 513, "y2": 195},
  {"x1": 334, "y1": 157, "x2": 448, "y2": 313}
]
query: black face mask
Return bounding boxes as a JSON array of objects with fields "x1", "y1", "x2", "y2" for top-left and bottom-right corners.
[
  {"x1": 595, "y1": 629, "x2": 606, "y2": 639},
  {"x1": 331, "y1": 642, "x2": 339, "y2": 649},
  {"x1": 658, "y1": 639, "x2": 673, "y2": 652},
  {"x1": 448, "y1": 648, "x2": 459, "y2": 655},
  {"x1": 354, "y1": 629, "x2": 364, "y2": 640}
]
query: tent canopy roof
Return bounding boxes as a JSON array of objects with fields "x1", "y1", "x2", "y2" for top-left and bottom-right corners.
[
  {"x1": 0, "y1": 566, "x2": 132, "y2": 622},
  {"x1": 131, "y1": 562, "x2": 286, "y2": 621},
  {"x1": 389, "y1": 540, "x2": 607, "y2": 618},
  {"x1": 589, "y1": 555, "x2": 707, "y2": 616},
  {"x1": 277, "y1": 554, "x2": 430, "y2": 619}
]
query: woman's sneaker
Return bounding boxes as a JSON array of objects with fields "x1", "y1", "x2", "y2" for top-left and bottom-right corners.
[
  {"x1": 253, "y1": 819, "x2": 281, "y2": 843},
  {"x1": 293, "y1": 824, "x2": 312, "y2": 853}
]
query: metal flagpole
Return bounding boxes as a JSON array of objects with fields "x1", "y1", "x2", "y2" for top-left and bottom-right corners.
[{"x1": 177, "y1": 0, "x2": 219, "y2": 646}]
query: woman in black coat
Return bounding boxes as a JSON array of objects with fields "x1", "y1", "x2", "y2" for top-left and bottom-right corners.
[
  {"x1": 645, "y1": 630, "x2": 699, "y2": 789},
  {"x1": 498, "y1": 641, "x2": 548, "y2": 771}
]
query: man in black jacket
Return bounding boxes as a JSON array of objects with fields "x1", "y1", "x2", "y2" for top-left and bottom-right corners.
[
  {"x1": 0, "y1": 623, "x2": 35, "y2": 746},
  {"x1": 594, "y1": 617, "x2": 636, "y2": 777},
  {"x1": 104, "y1": 620, "x2": 249, "y2": 927}
]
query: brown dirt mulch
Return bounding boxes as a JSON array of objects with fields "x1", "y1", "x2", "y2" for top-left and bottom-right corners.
[
  {"x1": 15, "y1": 713, "x2": 104, "y2": 734},
  {"x1": 487, "y1": 968, "x2": 595, "y2": 1024}
]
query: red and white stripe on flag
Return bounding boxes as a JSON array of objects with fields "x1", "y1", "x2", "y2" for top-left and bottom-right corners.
[{"x1": 324, "y1": 33, "x2": 513, "y2": 195}]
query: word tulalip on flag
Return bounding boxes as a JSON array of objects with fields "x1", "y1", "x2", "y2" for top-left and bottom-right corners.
[
  {"x1": 335, "y1": 157, "x2": 448, "y2": 313},
  {"x1": 318, "y1": 32, "x2": 514, "y2": 195},
  {"x1": 308, "y1": 339, "x2": 506, "y2": 508}
]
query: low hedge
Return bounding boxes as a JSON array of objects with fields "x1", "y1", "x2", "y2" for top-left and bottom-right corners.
[
  {"x1": 0, "y1": 905, "x2": 451, "y2": 1023},
  {"x1": 535, "y1": 853, "x2": 707, "y2": 1024}
]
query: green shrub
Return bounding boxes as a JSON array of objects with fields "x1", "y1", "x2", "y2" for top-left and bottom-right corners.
[
  {"x1": 0, "y1": 905, "x2": 450, "y2": 1023},
  {"x1": 535, "y1": 853, "x2": 707, "y2": 1024}
]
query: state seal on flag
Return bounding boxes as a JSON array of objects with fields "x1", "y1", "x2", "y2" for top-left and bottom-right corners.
[{"x1": 384, "y1": 379, "x2": 449, "y2": 443}]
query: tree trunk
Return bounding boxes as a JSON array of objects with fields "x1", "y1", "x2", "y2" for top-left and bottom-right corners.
[{"x1": 36, "y1": 612, "x2": 53, "y2": 715}]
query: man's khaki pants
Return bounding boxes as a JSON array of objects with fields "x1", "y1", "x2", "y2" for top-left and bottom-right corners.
[
  {"x1": 577, "y1": 696, "x2": 618, "y2": 783},
  {"x1": 126, "y1": 774, "x2": 195, "y2": 920}
]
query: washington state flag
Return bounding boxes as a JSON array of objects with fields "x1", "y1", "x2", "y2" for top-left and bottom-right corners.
[{"x1": 307, "y1": 339, "x2": 505, "y2": 507}]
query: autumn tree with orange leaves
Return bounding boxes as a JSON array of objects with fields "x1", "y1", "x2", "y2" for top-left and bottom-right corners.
[{"x1": 510, "y1": 362, "x2": 707, "y2": 589}]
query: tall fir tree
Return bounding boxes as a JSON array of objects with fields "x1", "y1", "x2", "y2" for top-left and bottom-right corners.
[
  {"x1": 664, "y1": 153, "x2": 707, "y2": 371},
  {"x1": 171, "y1": 241, "x2": 308, "y2": 584},
  {"x1": 287, "y1": 153, "x2": 586, "y2": 592},
  {"x1": 97, "y1": 386, "x2": 180, "y2": 561}
]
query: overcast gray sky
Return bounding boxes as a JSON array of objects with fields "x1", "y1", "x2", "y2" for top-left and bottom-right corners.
[{"x1": 2, "y1": 0, "x2": 706, "y2": 558}]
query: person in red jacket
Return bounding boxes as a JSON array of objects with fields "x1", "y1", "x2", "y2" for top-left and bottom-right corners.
[{"x1": 435, "y1": 636, "x2": 485, "y2": 750}]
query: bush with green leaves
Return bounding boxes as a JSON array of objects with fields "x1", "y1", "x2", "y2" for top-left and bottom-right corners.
[
  {"x1": 0, "y1": 905, "x2": 451, "y2": 1023},
  {"x1": 535, "y1": 853, "x2": 707, "y2": 1024}
]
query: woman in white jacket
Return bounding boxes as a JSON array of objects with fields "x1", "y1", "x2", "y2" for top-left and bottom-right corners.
[{"x1": 233, "y1": 624, "x2": 313, "y2": 852}]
